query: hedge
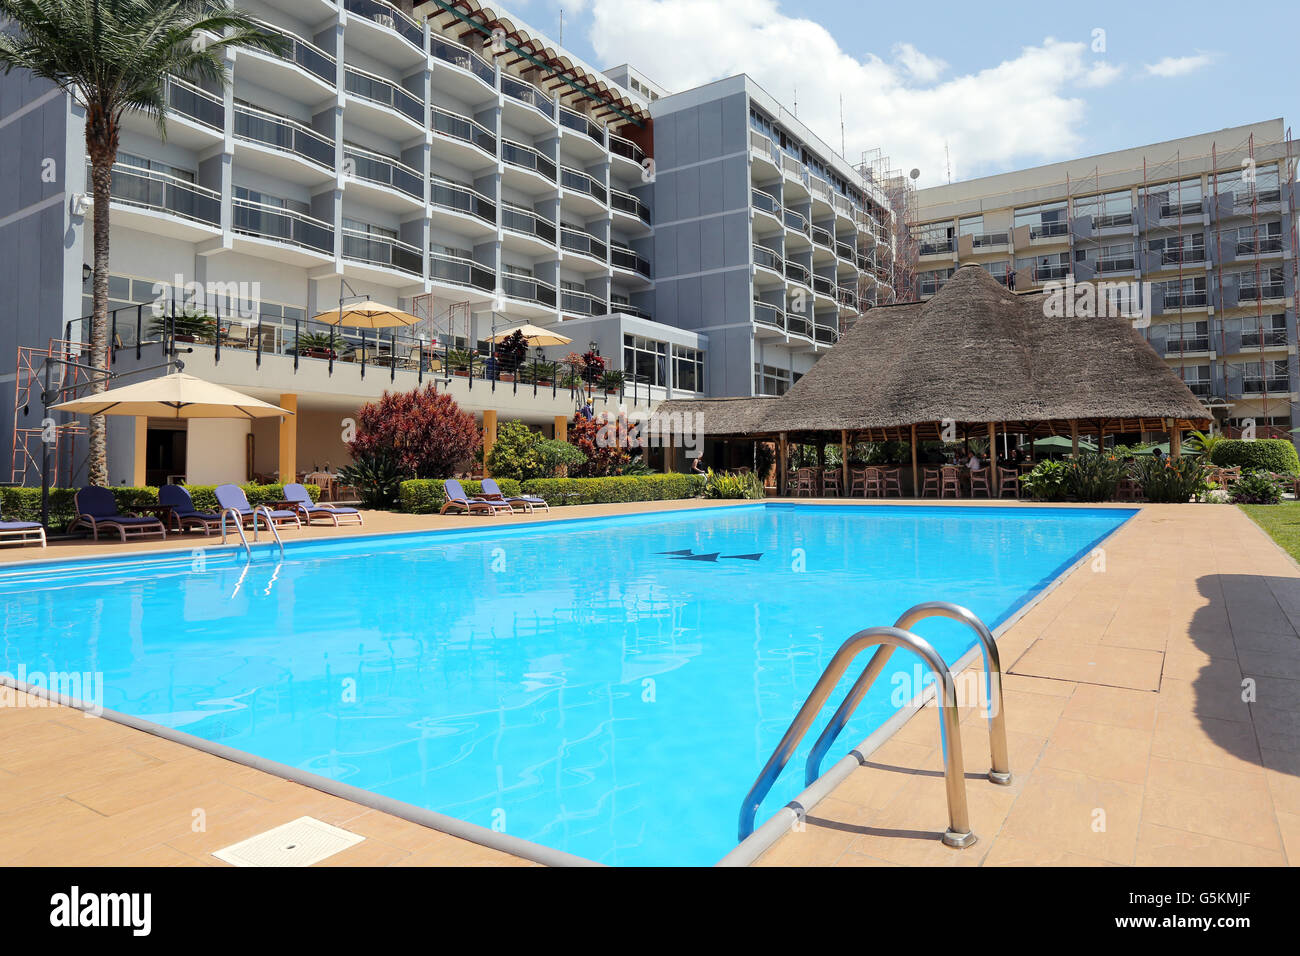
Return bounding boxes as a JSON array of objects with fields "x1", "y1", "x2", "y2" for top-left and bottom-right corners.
[
  {"x1": 399, "y1": 474, "x2": 706, "y2": 512},
  {"x1": 0, "y1": 483, "x2": 318, "y2": 530},
  {"x1": 400, "y1": 478, "x2": 522, "y2": 514},
  {"x1": 1210, "y1": 439, "x2": 1300, "y2": 475}
]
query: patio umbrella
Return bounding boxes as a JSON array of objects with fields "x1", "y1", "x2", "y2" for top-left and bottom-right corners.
[
  {"x1": 1029, "y1": 435, "x2": 1097, "y2": 454},
  {"x1": 50, "y1": 372, "x2": 294, "y2": 419},
  {"x1": 485, "y1": 323, "x2": 572, "y2": 347},
  {"x1": 312, "y1": 300, "x2": 421, "y2": 329}
]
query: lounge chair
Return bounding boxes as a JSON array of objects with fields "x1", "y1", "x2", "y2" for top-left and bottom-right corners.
[
  {"x1": 158, "y1": 484, "x2": 223, "y2": 535},
  {"x1": 282, "y1": 483, "x2": 364, "y2": 526},
  {"x1": 440, "y1": 479, "x2": 513, "y2": 516},
  {"x1": 213, "y1": 484, "x2": 301, "y2": 530},
  {"x1": 480, "y1": 478, "x2": 550, "y2": 514},
  {"x1": 0, "y1": 502, "x2": 45, "y2": 548},
  {"x1": 68, "y1": 486, "x2": 166, "y2": 542}
]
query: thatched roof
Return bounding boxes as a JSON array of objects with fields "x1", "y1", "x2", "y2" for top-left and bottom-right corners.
[
  {"x1": 657, "y1": 264, "x2": 1211, "y2": 441},
  {"x1": 651, "y1": 396, "x2": 784, "y2": 437}
]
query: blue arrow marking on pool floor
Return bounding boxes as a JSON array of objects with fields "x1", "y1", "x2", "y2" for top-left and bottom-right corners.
[{"x1": 721, "y1": 553, "x2": 763, "y2": 561}]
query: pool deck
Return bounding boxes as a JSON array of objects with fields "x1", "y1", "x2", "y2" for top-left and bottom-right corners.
[{"x1": 1, "y1": 498, "x2": 1297, "y2": 866}]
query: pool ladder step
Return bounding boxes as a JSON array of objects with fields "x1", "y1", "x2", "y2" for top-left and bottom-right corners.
[{"x1": 738, "y1": 601, "x2": 1011, "y2": 849}]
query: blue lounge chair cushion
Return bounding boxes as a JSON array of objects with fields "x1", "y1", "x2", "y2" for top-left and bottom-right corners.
[
  {"x1": 0, "y1": 520, "x2": 42, "y2": 531},
  {"x1": 158, "y1": 484, "x2": 219, "y2": 520},
  {"x1": 282, "y1": 483, "x2": 359, "y2": 515}
]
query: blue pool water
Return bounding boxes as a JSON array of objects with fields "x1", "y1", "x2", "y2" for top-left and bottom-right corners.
[{"x1": 0, "y1": 504, "x2": 1132, "y2": 865}]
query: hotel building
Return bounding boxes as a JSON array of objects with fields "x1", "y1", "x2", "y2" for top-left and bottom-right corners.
[{"x1": 912, "y1": 119, "x2": 1299, "y2": 438}]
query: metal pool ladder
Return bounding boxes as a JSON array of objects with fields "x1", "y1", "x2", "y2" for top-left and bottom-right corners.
[
  {"x1": 220, "y1": 506, "x2": 285, "y2": 559},
  {"x1": 737, "y1": 602, "x2": 1011, "y2": 849}
]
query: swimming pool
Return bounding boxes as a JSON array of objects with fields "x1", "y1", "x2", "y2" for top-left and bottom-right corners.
[{"x1": 0, "y1": 503, "x2": 1133, "y2": 865}]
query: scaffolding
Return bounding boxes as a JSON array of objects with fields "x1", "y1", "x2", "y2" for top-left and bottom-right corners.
[
  {"x1": 858, "y1": 147, "x2": 918, "y2": 308},
  {"x1": 10, "y1": 338, "x2": 98, "y2": 486}
]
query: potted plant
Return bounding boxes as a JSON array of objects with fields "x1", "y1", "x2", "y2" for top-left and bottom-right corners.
[
  {"x1": 599, "y1": 369, "x2": 625, "y2": 393},
  {"x1": 294, "y1": 330, "x2": 344, "y2": 359},
  {"x1": 149, "y1": 309, "x2": 217, "y2": 344},
  {"x1": 446, "y1": 348, "x2": 473, "y2": 375},
  {"x1": 495, "y1": 330, "x2": 528, "y2": 382}
]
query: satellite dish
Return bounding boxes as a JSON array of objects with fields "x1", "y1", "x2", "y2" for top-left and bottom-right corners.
[{"x1": 909, "y1": 168, "x2": 920, "y2": 180}]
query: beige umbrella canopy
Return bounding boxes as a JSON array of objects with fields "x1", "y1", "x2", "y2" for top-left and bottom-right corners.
[
  {"x1": 485, "y1": 323, "x2": 572, "y2": 347},
  {"x1": 312, "y1": 300, "x2": 421, "y2": 328},
  {"x1": 50, "y1": 372, "x2": 294, "y2": 419}
]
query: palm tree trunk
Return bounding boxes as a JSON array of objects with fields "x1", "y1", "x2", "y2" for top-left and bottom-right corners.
[{"x1": 85, "y1": 120, "x2": 115, "y2": 487}]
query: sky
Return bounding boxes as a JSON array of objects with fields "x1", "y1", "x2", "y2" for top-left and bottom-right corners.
[{"x1": 504, "y1": 0, "x2": 1297, "y2": 187}]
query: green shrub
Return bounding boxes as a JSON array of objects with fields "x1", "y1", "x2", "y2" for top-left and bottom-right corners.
[
  {"x1": 1020, "y1": 460, "x2": 1070, "y2": 501},
  {"x1": 1063, "y1": 453, "x2": 1126, "y2": 502},
  {"x1": 704, "y1": 469, "x2": 765, "y2": 499},
  {"x1": 1211, "y1": 439, "x2": 1300, "y2": 475},
  {"x1": 535, "y1": 439, "x2": 587, "y2": 476},
  {"x1": 1131, "y1": 456, "x2": 1207, "y2": 503},
  {"x1": 519, "y1": 474, "x2": 705, "y2": 506},
  {"x1": 1229, "y1": 471, "x2": 1284, "y2": 505},
  {"x1": 398, "y1": 477, "x2": 522, "y2": 514},
  {"x1": 485, "y1": 421, "x2": 548, "y2": 480}
]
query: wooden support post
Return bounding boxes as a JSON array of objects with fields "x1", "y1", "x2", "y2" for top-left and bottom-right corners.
[
  {"x1": 278, "y1": 394, "x2": 297, "y2": 483},
  {"x1": 482, "y1": 409, "x2": 497, "y2": 477},
  {"x1": 910, "y1": 424, "x2": 919, "y2": 497},
  {"x1": 554, "y1": 415, "x2": 570, "y2": 477},
  {"x1": 778, "y1": 432, "x2": 788, "y2": 496},
  {"x1": 840, "y1": 429, "x2": 849, "y2": 493},
  {"x1": 1171, "y1": 425, "x2": 1181, "y2": 460},
  {"x1": 988, "y1": 421, "x2": 997, "y2": 490},
  {"x1": 1070, "y1": 420, "x2": 1079, "y2": 458},
  {"x1": 132, "y1": 416, "x2": 148, "y2": 487}
]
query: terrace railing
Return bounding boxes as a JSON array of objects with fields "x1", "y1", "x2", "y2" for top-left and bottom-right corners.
[
  {"x1": 233, "y1": 197, "x2": 334, "y2": 254},
  {"x1": 502, "y1": 140, "x2": 557, "y2": 181},
  {"x1": 234, "y1": 104, "x2": 335, "y2": 169},
  {"x1": 344, "y1": 66, "x2": 423, "y2": 125},
  {"x1": 102, "y1": 162, "x2": 221, "y2": 226},
  {"x1": 431, "y1": 105, "x2": 496, "y2": 157}
]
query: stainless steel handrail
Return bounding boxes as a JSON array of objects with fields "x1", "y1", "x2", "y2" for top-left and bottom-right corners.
[
  {"x1": 250, "y1": 505, "x2": 285, "y2": 558},
  {"x1": 806, "y1": 601, "x2": 1011, "y2": 788},
  {"x1": 738, "y1": 625, "x2": 974, "y2": 848},
  {"x1": 220, "y1": 507, "x2": 251, "y2": 556}
]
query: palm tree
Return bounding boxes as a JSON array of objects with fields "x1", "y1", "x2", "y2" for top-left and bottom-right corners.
[{"x1": 0, "y1": 1, "x2": 282, "y2": 484}]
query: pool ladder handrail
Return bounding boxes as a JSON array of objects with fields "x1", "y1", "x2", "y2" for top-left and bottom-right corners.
[
  {"x1": 219, "y1": 506, "x2": 285, "y2": 559},
  {"x1": 738, "y1": 624, "x2": 976, "y2": 849},
  {"x1": 805, "y1": 601, "x2": 1012, "y2": 789}
]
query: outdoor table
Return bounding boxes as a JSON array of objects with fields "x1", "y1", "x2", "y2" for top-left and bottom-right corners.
[{"x1": 127, "y1": 504, "x2": 174, "y2": 533}]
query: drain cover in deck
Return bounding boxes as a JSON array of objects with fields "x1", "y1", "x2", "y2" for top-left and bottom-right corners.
[{"x1": 212, "y1": 816, "x2": 364, "y2": 867}]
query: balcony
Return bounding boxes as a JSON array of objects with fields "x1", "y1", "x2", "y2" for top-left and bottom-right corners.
[
  {"x1": 560, "y1": 165, "x2": 607, "y2": 215},
  {"x1": 501, "y1": 204, "x2": 556, "y2": 254},
  {"x1": 1164, "y1": 337, "x2": 1210, "y2": 354},
  {"x1": 837, "y1": 287, "x2": 859, "y2": 312},
  {"x1": 609, "y1": 133, "x2": 646, "y2": 171},
  {"x1": 342, "y1": 0, "x2": 425, "y2": 57},
  {"x1": 164, "y1": 76, "x2": 224, "y2": 132},
  {"x1": 751, "y1": 187, "x2": 781, "y2": 222},
  {"x1": 344, "y1": 66, "x2": 423, "y2": 129},
  {"x1": 784, "y1": 208, "x2": 810, "y2": 237},
  {"x1": 502, "y1": 140, "x2": 557, "y2": 193},
  {"x1": 610, "y1": 188, "x2": 651, "y2": 229},
  {"x1": 1159, "y1": 200, "x2": 1202, "y2": 220},
  {"x1": 784, "y1": 260, "x2": 810, "y2": 286},
  {"x1": 835, "y1": 240, "x2": 854, "y2": 261},
  {"x1": 1242, "y1": 377, "x2": 1290, "y2": 394},
  {"x1": 786, "y1": 313, "x2": 812, "y2": 339},
  {"x1": 1161, "y1": 290, "x2": 1208, "y2": 310},
  {"x1": 814, "y1": 323, "x2": 838, "y2": 345},
  {"x1": 243, "y1": 17, "x2": 335, "y2": 91},
  {"x1": 501, "y1": 273, "x2": 557, "y2": 308},
  {"x1": 1029, "y1": 220, "x2": 1068, "y2": 240},
  {"x1": 430, "y1": 35, "x2": 496, "y2": 95},
  {"x1": 611, "y1": 244, "x2": 651, "y2": 280},
  {"x1": 752, "y1": 244, "x2": 783, "y2": 274},
  {"x1": 1031, "y1": 264, "x2": 1070, "y2": 282},
  {"x1": 560, "y1": 228, "x2": 608, "y2": 266},
  {"x1": 234, "y1": 104, "x2": 335, "y2": 181},
  {"x1": 344, "y1": 145, "x2": 423, "y2": 207},
  {"x1": 812, "y1": 275, "x2": 835, "y2": 297},
  {"x1": 430, "y1": 105, "x2": 496, "y2": 169},
  {"x1": 430, "y1": 178, "x2": 495, "y2": 233},
  {"x1": 501, "y1": 75, "x2": 555, "y2": 131},
  {"x1": 1237, "y1": 235, "x2": 1285, "y2": 256},
  {"x1": 561, "y1": 288, "x2": 607, "y2": 317},
  {"x1": 1241, "y1": 330, "x2": 1289, "y2": 349},
  {"x1": 559, "y1": 107, "x2": 605, "y2": 149},
  {"x1": 341, "y1": 229, "x2": 423, "y2": 279},
  {"x1": 102, "y1": 162, "x2": 220, "y2": 239},
  {"x1": 919, "y1": 238, "x2": 954, "y2": 256},
  {"x1": 429, "y1": 252, "x2": 495, "y2": 295},
  {"x1": 749, "y1": 129, "x2": 780, "y2": 169},
  {"x1": 1095, "y1": 254, "x2": 1136, "y2": 274},
  {"x1": 609, "y1": 302, "x2": 651, "y2": 320},
  {"x1": 1155, "y1": 247, "x2": 1206, "y2": 267},
  {"x1": 1186, "y1": 381, "x2": 1212, "y2": 397},
  {"x1": 810, "y1": 224, "x2": 833, "y2": 249},
  {"x1": 1239, "y1": 284, "x2": 1287, "y2": 303},
  {"x1": 969, "y1": 232, "x2": 1009, "y2": 249},
  {"x1": 232, "y1": 198, "x2": 334, "y2": 263},
  {"x1": 753, "y1": 301, "x2": 784, "y2": 332}
]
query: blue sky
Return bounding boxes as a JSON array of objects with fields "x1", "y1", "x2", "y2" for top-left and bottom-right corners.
[{"x1": 507, "y1": 0, "x2": 1296, "y2": 185}]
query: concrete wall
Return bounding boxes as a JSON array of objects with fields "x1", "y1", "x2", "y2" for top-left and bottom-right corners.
[{"x1": 187, "y1": 419, "x2": 252, "y2": 485}]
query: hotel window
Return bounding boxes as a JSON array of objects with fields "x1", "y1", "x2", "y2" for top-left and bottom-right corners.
[
  {"x1": 981, "y1": 261, "x2": 1009, "y2": 284},
  {"x1": 1072, "y1": 189, "x2": 1132, "y2": 227},
  {"x1": 1142, "y1": 177, "x2": 1202, "y2": 218},
  {"x1": 1013, "y1": 200, "x2": 1067, "y2": 238},
  {"x1": 343, "y1": 218, "x2": 396, "y2": 240},
  {"x1": 672, "y1": 345, "x2": 704, "y2": 393},
  {"x1": 918, "y1": 268, "x2": 953, "y2": 296},
  {"x1": 1180, "y1": 365, "x2": 1212, "y2": 396},
  {"x1": 115, "y1": 152, "x2": 195, "y2": 182},
  {"x1": 1167, "y1": 320, "x2": 1209, "y2": 350},
  {"x1": 1232, "y1": 220, "x2": 1284, "y2": 255},
  {"x1": 1237, "y1": 359, "x2": 1289, "y2": 391},
  {"x1": 1154, "y1": 275, "x2": 1207, "y2": 308},
  {"x1": 916, "y1": 221, "x2": 954, "y2": 255},
  {"x1": 624, "y1": 334, "x2": 668, "y2": 386},
  {"x1": 1233, "y1": 313, "x2": 1288, "y2": 348},
  {"x1": 1083, "y1": 241, "x2": 1134, "y2": 273},
  {"x1": 1015, "y1": 252, "x2": 1069, "y2": 281},
  {"x1": 1146, "y1": 232, "x2": 1204, "y2": 264},
  {"x1": 1214, "y1": 164, "x2": 1281, "y2": 204},
  {"x1": 1236, "y1": 266, "x2": 1286, "y2": 299},
  {"x1": 753, "y1": 363, "x2": 792, "y2": 396}
]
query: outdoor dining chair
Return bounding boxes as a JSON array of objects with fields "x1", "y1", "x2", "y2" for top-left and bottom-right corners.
[
  {"x1": 969, "y1": 468, "x2": 993, "y2": 498},
  {"x1": 821, "y1": 469, "x2": 842, "y2": 497},
  {"x1": 920, "y1": 466, "x2": 941, "y2": 497},
  {"x1": 880, "y1": 466, "x2": 903, "y2": 497},
  {"x1": 940, "y1": 466, "x2": 963, "y2": 499},
  {"x1": 998, "y1": 469, "x2": 1022, "y2": 499}
]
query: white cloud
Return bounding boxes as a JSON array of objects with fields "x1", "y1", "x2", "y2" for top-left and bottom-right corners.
[
  {"x1": 1143, "y1": 53, "x2": 1215, "y2": 78},
  {"x1": 584, "y1": 0, "x2": 1124, "y2": 185},
  {"x1": 892, "y1": 42, "x2": 947, "y2": 83}
]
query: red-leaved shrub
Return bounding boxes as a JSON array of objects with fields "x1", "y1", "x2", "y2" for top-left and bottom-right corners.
[{"x1": 348, "y1": 385, "x2": 480, "y2": 478}]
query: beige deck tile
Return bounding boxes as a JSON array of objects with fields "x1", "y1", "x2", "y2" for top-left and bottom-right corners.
[
  {"x1": 980, "y1": 834, "x2": 1117, "y2": 867},
  {"x1": 1277, "y1": 811, "x2": 1300, "y2": 865},
  {"x1": 998, "y1": 767, "x2": 1144, "y2": 865},
  {"x1": 1150, "y1": 711, "x2": 1263, "y2": 773},
  {"x1": 1261, "y1": 749, "x2": 1300, "y2": 816},
  {"x1": 1134, "y1": 823, "x2": 1286, "y2": 866},
  {"x1": 1038, "y1": 718, "x2": 1152, "y2": 785},
  {"x1": 1011, "y1": 640, "x2": 1165, "y2": 691},
  {"x1": 1141, "y1": 785, "x2": 1282, "y2": 851},
  {"x1": 1157, "y1": 676, "x2": 1253, "y2": 724},
  {"x1": 1060, "y1": 684, "x2": 1159, "y2": 731}
]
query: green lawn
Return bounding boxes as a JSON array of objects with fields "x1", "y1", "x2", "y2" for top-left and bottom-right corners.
[{"x1": 1240, "y1": 502, "x2": 1300, "y2": 562}]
